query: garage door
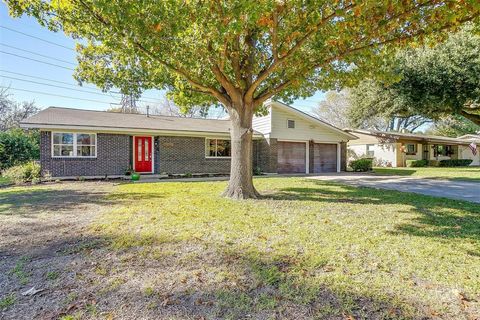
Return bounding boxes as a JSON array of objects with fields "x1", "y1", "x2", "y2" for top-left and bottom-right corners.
[
  {"x1": 313, "y1": 143, "x2": 337, "y2": 173},
  {"x1": 277, "y1": 141, "x2": 306, "y2": 173}
]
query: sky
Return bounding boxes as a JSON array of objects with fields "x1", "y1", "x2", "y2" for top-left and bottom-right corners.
[{"x1": 0, "y1": 3, "x2": 325, "y2": 115}]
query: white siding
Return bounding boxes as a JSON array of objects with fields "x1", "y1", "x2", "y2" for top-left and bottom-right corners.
[
  {"x1": 459, "y1": 145, "x2": 480, "y2": 166},
  {"x1": 252, "y1": 113, "x2": 271, "y2": 135},
  {"x1": 348, "y1": 143, "x2": 397, "y2": 167},
  {"x1": 270, "y1": 107, "x2": 345, "y2": 142}
]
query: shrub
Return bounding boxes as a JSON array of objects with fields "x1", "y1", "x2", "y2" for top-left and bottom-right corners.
[
  {"x1": 349, "y1": 158, "x2": 373, "y2": 172},
  {"x1": 0, "y1": 129, "x2": 39, "y2": 170},
  {"x1": 253, "y1": 166, "x2": 263, "y2": 176},
  {"x1": 2, "y1": 161, "x2": 41, "y2": 185},
  {"x1": 428, "y1": 160, "x2": 440, "y2": 167},
  {"x1": 406, "y1": 159, "x2": 428, "y2": 167},
  {"x1": 438, "y1": 159, "x2": 473, "y2": 167}
]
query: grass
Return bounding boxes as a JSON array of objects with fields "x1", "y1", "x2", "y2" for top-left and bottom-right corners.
[
  {"x1": 373, "y1": 166, "x2": 480, "y2": 181},
  {"x1": 88, "y1": 177, "x2": 480, "y2": 319},
  {"x1": 0, "y1": 175, "x2": 11, "y2": 186}
]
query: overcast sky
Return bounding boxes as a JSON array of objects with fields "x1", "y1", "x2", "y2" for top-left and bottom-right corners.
[{"x1": 0, "y1": 3, "x2": 324, "y2": 115}]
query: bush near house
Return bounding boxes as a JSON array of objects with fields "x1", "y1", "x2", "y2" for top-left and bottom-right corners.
[
  {"x1": 428, "y1": 160, "x2": 440, "y2": 167},
  {"x1": 2, "y1": 161, "x2": 41, "y2": 185},
  {"x1": 439, "y1": 159, "x2": 473, "y2": 167},
  {"x1": 349, "y1": 158, "x2": 373, "y2": 172},
  {"x1": 406, "y1": 160, "x2": 428, "y2": 167},
  {"x1": 0, "y1": 129, "x2": 39, "y2": 170}
]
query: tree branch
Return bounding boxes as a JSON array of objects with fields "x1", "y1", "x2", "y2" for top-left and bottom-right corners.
[
  {"x1": 244, "y1": 2, "x2": 355, "y2": 101},
  {"x1": 74, "y1": 0, "x2": 230, "y2": 106},
  {"x1": 254, "y1": 12, "x2": 480, "y2": 107}
]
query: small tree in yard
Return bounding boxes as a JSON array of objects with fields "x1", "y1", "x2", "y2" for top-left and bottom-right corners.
[{"x1": 7, "y1": 0, "x2": 479, "y2": 199}]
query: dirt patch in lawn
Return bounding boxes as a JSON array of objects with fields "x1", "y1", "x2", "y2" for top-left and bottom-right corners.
[{"x1": 0, "y1": 182, "x2": 116, "y2": 320}]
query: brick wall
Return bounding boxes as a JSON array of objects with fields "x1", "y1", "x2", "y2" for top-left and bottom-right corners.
[
  {"x1": 253, "y1": 138, "x2": 277, "y2": 173},
  {"x1": 40, "y1": 131, "x2": 130, "y2": 177},
  {"x1": 157, "y1": 136, "x2": 231, "y2": 174}
]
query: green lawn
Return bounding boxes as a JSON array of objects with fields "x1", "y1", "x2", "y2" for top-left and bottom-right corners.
[
  {"x1": 373, "y1": 166, "x2": 480, "y2": 182},
  {"x1": 0, "y1": 175, "x2": 11, "y2": 186},
  {"x1": 86, "y1": 177, "x2": 480, "y2": 319}
]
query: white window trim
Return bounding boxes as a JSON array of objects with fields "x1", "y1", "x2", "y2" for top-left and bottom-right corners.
[
  {"x1": 132, "y1": 136, "x2": 154, "y2": 173},
  {"x1": 287, "y1": 119, "x2": 296, "y2": 129},
  {"x1": 51, "y1": 132, "x2": 97, "y2": 158},
  {"x1": 205, "y1": 138, "x2": 232, "y2": 159}
]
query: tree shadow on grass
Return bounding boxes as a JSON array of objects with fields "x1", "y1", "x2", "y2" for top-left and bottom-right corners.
[
  {"x1": 269, "y1": 180, "x2": 480, "y2": 243},
  {"x1": 0, "y1": 184, "x2": 163, "y2": 216},
  {"x1": 0, "y1": 232, "x2": 415, "y2": 320}
]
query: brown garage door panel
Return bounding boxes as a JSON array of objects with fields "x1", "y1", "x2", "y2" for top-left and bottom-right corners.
[
  {"x1": 278, "y1": 141, "x2": 306, "y2": 174},
  {"x1": 313, "y1": 143, "x2": 337, "y2": 173}
]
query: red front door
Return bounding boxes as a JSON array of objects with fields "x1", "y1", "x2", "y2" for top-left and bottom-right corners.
[{"x1": 134, "y1": 136, "x2": 152, "y2": 173}]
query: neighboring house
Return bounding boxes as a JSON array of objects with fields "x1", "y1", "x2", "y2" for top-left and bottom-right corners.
[
  {"x1": 346, "y1": 129, "x2": 480, "y2": 167},
  {"x1": 20, "y1": 100, "x2": 357, "y2": 178}
]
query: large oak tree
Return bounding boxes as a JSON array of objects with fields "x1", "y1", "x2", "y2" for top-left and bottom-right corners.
[
  {"x1": 7, "y1": 0, "x2": 479, "y2": 198},
  {"x1": 349, "y1": 24, "x2": 480, "y2": 129}
]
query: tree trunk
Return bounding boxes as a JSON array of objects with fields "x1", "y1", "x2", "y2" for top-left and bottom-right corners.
[{"x1": 222, "y1": 103, "x2": 260, "y2": 200}]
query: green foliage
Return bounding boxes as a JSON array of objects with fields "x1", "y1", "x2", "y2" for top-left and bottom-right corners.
[
  {"x1": 5, "y1": 0, "x2": 478, "y2": 111},
  {"x1": 350, "y1": 24, "x2": 480, "y2": 126},
  {"x1": 349, "y1": 158, "x2": 373, "y2": 172},
  {"x1": 0, "y1": 129, "x2": 39, "y2": 170},
  {"x1": 406, "y1": 160, "x2": 428, "y2": 167},
  {"x1": 439, "y1": 159, "x2": 473, "y2": 167},
  {"x1": 428, "y1": 116, "x2": 480, "y2": 138},
  {"x1": 2, "y1": 161, "x2": 41, "y2": 185}
]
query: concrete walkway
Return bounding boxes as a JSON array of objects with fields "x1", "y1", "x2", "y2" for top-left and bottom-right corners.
[{"x1": 309, "y1": 173, "x2": 480, "y2": 203}]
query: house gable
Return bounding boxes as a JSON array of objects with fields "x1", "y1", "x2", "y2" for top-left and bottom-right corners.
[{"x1": 253, "y1": 100, "x2": 356, "y2": 142}]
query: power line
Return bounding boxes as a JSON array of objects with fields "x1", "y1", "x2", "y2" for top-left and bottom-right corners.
[
  {"x1": 0, "y1": 50, "x2": 75, "y2": 70},
  {"x1": 1, "y1": 43, "x2": 77, "y2": 65},
  {"x1": 2, "y1": 86, "x2": 115, "y2": 105},
  {"x1": 0, "y1": 69, "x2": 164, "y2": 103},
  {"x1": 0, "y1": 69, "x2": 110, "y2": 91},
  {"x1": 1, "y1": 75, "x2": 120, "y2": 97},
  {"x1": 0, "y1": 25, "x2": 76, "y2": 51}
]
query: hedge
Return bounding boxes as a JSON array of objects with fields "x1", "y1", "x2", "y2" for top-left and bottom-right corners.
[
  {"x1": 438, "y1": 159, "x2": 473, "y2": 167},
  {"x1": 406, "y1": 159, "x2": 428, "y2": 167},
  {"x1": 349, "y1": 158, "x2": 373, "y2": 172}
]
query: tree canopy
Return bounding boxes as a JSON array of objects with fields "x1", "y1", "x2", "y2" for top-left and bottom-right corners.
[
  {"x1": 7, "y1": 0, "x2": 480, "y2": 198},
  {"x1": 349, "y1": 24, "x2": 480, "y2": 127}
]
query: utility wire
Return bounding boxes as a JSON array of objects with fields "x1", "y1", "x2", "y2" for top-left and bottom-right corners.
[
  {"x1": 0, "y1": 25, "x2": 76, "y2": 51},
  {"x1": 2, "y1": 86, "x2": 115, "y2": 104},
  {"x1": 0, "y1": 50, "x2": 75, "y2": 70},
  {"x1": 0, "y1": 69, "x2": 164, "y2": 103},
  {"x1": 1, "y1": 43, "x2": 77, "y2": 65}
]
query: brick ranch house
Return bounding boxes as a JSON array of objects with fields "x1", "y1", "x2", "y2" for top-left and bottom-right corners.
[
  {"x1": 20, "y1": 100, "x2": 358, "y2": 178},
  {"x1": 346, "y1": 129, "x2": 480, "y2": 167}
]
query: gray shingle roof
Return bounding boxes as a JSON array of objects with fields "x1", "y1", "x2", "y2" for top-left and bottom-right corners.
[
  {"x1": 347, "y1": 129, "x2": 473, "y2": 145},
  {"x1": 21, "y1": 107, "x2": 236, "y2": 134}
]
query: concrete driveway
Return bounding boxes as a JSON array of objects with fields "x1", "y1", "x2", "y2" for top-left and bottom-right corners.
[{"x1": 309, "y1": 173, "x2": 480, "y2": 203}]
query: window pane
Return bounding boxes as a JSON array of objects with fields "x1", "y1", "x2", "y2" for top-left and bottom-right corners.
[
  {"x1": 53, "y1": 145, "x2": 61, "y2": 156},
  {"x1": 77, "y1": 146, "x2": 94, "y2": 157},
  {"x1": 145, "y1": 139, "x2": 149, "y2": 160},
  {"x1": 53, "y1": 133, "x2": 62, "y2": 144},
  {"x1": 61, "y1": 133, "x2": 74, "y2": 144},
  {"x1": 138, "y1": 139, "x2": 142, "y2": 161},
  {"x1": 77, "y1": 134, "x2": 92, "y2": 145},
  {"x1": 61, "y1": 145, "x2": 73, "y2": 156},
  {"x1": 208, "y1": 139, "x2": 216, "y2": 157},
  {"x1": 216, "y1": 139, "x2": 231, "y2": 157}
]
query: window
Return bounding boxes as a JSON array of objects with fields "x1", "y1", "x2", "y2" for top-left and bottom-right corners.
[
  {"x1": 206, "y1": 138, "x2": 231, "y2": 158},
  {"x1": 434, "y1": 145, "x2": 454, "y2": 157},
  {"x1": 52, "y1": 133, "x2": 96, "y2": 157},
  {"x1": 366, "y1": 144, "x2": 374, "y2": 157},
  {"x1": 405, "y1": 143, "x2": 416, "y2": 155},
  {"x1": 287, "y1": 119, "x2": 295, "y2": 129}
]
